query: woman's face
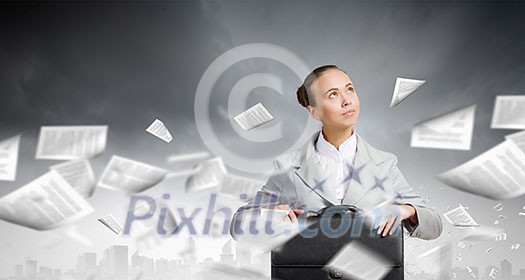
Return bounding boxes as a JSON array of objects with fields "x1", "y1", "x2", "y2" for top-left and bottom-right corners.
[{"x1": 307, "y1": 69, "x2": 360, "y2": 130}]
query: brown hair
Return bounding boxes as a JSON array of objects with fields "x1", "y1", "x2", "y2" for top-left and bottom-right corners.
[{"x1": 296, "y1": 65, "x2": 347, "y2": 107}]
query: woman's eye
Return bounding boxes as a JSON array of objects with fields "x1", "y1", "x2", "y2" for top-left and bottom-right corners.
[
  {"x1": 329, "y1": 92, "x2": 337, "y2": 98},
  {"x1": 347, "y1": 87, "x2": 354, "y2": 92}
]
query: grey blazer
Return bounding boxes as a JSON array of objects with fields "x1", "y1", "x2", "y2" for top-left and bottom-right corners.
[{"x1": 233, "y1": 131, "x2": 442, "y2": 240}]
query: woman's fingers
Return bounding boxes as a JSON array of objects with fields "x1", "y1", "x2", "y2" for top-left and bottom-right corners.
[
  {"x1": 390, "y1": 218, "x2": 402, "y2": 235},
  {"x1": 275, "y1": 204, "x2": 291, "y2": 211},
  {"x1": 264, "y1": 204, "x2": 304, "y2": 223},
  {"x1": 287, "y1": 208, "x2": 305, "y2": 223},
  {"x1": 383, "y1": 216, "x2": 396, "y2": 237},
  {"x1": 377, "y1": 217, "x2": 387, "y2": 236},
  {"x1": 380, "y1": 216, "x2": 404, "y2": 236},
  {"x1": 375, "y1": 205, "x2": 415, "y2": 236},
  {"x1": 288, "y1": 210, "x2": 297, "y2": 223}
]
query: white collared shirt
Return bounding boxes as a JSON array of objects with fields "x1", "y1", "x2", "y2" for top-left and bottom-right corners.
[{"x1": 315, "y1": 130, "x2": 357, "y2": 202}]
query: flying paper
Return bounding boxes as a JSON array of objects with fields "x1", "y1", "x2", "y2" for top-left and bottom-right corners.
[
  {"x1": 411, "y1": 105, "x2": 476, "y2": 150},
  {"x1": 390, "y1": 77, "x2": 426, "y2": 107},
  {"x1": 491, "y1": 95, "x2": 525, "y2": 129}
]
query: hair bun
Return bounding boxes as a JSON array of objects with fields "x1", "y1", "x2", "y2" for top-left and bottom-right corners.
[{"x1": 296, "y1": 85, "x2": 309, "y2": 107}]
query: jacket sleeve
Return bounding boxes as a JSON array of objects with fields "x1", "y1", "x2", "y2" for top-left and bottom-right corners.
[
  {"x1": 230, "y1": 159, "x2": 284, "y2": 240},
  {"x1": 389, "y1": 155, "x2": 443, "y2": 240}
]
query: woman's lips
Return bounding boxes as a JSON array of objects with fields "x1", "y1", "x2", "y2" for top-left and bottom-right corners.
[{"x1": 343, "y1": 110, "x2": 355, "y2": 116}]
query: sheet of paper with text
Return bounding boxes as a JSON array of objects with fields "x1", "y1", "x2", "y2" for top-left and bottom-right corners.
[
  {"x1": 411, "y1": 104, "x2": 476, "y2": 150},
  {"x1": 145, "y1": 118, "x2": 173, "y2": 143},
  {"x1": 233, "y1": 102, "x2": 274, "y2": 130},
  {"x1": 0, "y1": 134, "x2": 21, "y2": 181},
  {"x1": 0, "y1": 170, "x2": 94, "y2": 230},
  {"x1": 390, "y1": 77, "x2": 426, "y2": 107},
  {"x1": 35, "y1": 125, "x2": 108, "y2": 160}
]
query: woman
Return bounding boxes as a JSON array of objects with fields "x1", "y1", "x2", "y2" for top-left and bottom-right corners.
[{"x1": 232, "y1": 65, "x2": 442, "y2": 240}]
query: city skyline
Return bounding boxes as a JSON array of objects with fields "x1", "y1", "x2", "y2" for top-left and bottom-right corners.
[
  {"x1": 2, "y1": 238, "x2": 271, "y2": 280},
  {"x1": 4, "y1": 240, "x2": 525, "y2": 280}
]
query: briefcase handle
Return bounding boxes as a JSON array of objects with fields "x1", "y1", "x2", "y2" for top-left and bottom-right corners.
[{"x1": 305, "y1": 205, "x2": 360, "y2": 218}]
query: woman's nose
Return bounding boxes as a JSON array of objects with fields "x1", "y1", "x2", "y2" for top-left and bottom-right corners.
[{"x1": 342, "y1": 94, "x2": 351, "y2": 107}]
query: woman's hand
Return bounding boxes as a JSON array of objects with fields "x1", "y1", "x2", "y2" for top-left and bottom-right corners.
[
  {"x1": 377, "y1": 204, "x2": 418, "y2": 237},
  {"x1": 262, "y1": 204, "x2": 305, "y2": 223}
]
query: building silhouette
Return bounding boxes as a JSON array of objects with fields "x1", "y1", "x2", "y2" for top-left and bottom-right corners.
[
  {"x1": 131, "y1": 250, "x2": 154, "y2": 278},
  {"x1": 236, "y1": 243, "x2": 252, "y2": 267},
  {"x1": 501, "y1": 259, "x2": 512, "y2": 280},
  {"x1": 13, "y1": 265, "x2": 23, "y2": 279},
  {"x1": 76, "y1": 252, "x2": 97, "y2": 279},
  {"x1": 154, "y1": 258, "x2": 168, "y2": 276},
  {"x1": 52, "y1": 269, "x2": 61, "y2": 279},
  {"x1": 38, "y1": 267, "x2": 53, "y2": 279},
  {"x1": 219, "y1": 239, "x2": 234, "y2": 263},
  {"x1": 24, "y1": 260, "x2": 37, "y2": 279},
  {"x1": 111, "y1": 245, "x2": 128, "y2": 279}
]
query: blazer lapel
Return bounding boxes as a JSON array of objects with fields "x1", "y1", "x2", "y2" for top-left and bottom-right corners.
[
  {"x1": 341, "y1": 135, "x2": 385, "y2": 206},
  {"x1": 293, "y1": 132, "x2": 339, "y2": 206}
]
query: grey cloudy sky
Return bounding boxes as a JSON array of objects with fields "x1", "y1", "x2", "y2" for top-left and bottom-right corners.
[{"x1": 1, "y1": 0, "x2": 525, "y2": 277}]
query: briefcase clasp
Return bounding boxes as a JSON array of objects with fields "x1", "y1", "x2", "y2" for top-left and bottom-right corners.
[{"x1": 328, "y1": 269, "x2": 344, "y2": 279}]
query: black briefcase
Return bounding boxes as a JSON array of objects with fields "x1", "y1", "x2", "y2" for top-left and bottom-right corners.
[{"x1": 271, "y1": 205, "x2": 404, "y2": 280}]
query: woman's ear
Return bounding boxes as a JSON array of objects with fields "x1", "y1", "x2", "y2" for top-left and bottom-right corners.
[{"x1": 307, "y1": 106, "x2": 321, "y2": 121}]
